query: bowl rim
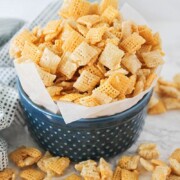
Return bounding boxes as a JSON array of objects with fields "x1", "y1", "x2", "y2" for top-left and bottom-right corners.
[{"x1": 17, "y1": 80, "x2": 152, "y2": 123}]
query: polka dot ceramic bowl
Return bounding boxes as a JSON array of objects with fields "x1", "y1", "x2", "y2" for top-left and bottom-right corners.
[{"x1": 17, "y1": 80, "x2": 152, "y2": 162}]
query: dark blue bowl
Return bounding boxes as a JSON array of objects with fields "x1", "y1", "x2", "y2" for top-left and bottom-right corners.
[{"x1": 17, "y1": 80, "x2": 152, "y2": 162}]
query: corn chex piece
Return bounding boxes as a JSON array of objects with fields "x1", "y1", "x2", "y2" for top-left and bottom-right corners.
[
  {"x1": 0, "y1": 168, "x2": 16, "y2": 180},
  {"x1": 174, "y1": 73, "x2": 180, "y2": 90},
  {"x1": 167, "y1": 175, "x2": 180, "y2": 180},
  {"x1": 65, "y1": 174, "x2": 82, "y2": 180},
  {"x1": 120, "y1": 32, "x2": 146, "y2": 54},
  {"x1": 158, "y1": 78, "x2": 178, "y2": 89},
  {"x1": 20, "y1": 169, "x2": 45, "y2": 180},
  {"x1": 43, "y1": 20, "x2": 62, "y2": 35},
  {"x1": 58, "y1": 53, "x2": 78, "y2": 79},
  {"x1": 70, "y1": 42, "x2": 99, "y2": 66},
  {"x1": 77, "y1": 15, "x2": 101, "y2": 28},
  {"x1": 137, "y1": 44, "x2": 152, "y2": 61},
  {"x1": 152, "y1": 166, "x2": 171, "y2": 180},
  {"x1": 118, "y1": 155, "x2": 140, "y2": 170},
  {"x1": 37, "y1": 152, "x2": 52, "y2": 172},
  {"x1": 169, "y1": 158, "x2": 180, "y2": 176},
  {"x1": 81, "y1": 165, "x2": 101, "y2": 180},
  {"x1": 39, "y1": 48, "x2": 61, "y2": 74},
  {"x1": 108, "y1": 73, "x2": 131, "y2": 96},
  {"x1": 105, "y1": 68, "x2": 128, "y2": 77},
  {"x1": 47, "y1": 86, "x2": 63, "y2": 97},
  {"x1": 145, "y1": 73, "x2": 157, "y2": 89},
  {"x1": 133, "y1": 80, "x2": 144, "y2": 97},
  {"x1": 92, "y1": 90, "x2": 113, "y2": 104},
  {"x1": 77, "y1": 24, "x2": 89, "y2": 37},
  {"x1": 148, "y1": 100, "x2": 167, "y2": 115},
  {"x1": 86, "y1": 26, "x2": 107, "y2": 44},
  {"x1": 112, "y1": 166, "x2": 121, "y2": 180},
  {"x1": 93, "y1": 81, "x2": 120, "y2": 99},
  {"x1": 121, "y1": 21, "x2": 133, "y2": 40},
  {"x1": 68, "y1": 0, "x2": 90, "y2": 19},
  {"x1": 170, "y1": 149, "x2": 180, "y2": 163},
  {"x1": 122, "y1": 55, "x2": 142, "y2": 74},
  {"x1": 36, "y1": 66, "x2": 56, "y2": 87},
  {"x1": 99, "y1": 43, "x2": 124, "y2": 70},
  {"x1": 79, "y1": 96, "x2": 100, "y2": 107},
  {"x1": 75, "y1": 160, "x2": 97, "y2": 172},
  {"x1": 151, "y1": 159, "x2": 167, "y2": 167},
  {"x1": 138, "y1": 25, "x2": 154, "y2": 44},
  {"x1": 74, "y1": 70, "x2": 100, "y2": 92},
  {"x1": 21, "y1": 41, "x2": 42, "y2": 63},
  {"x1": 142, "y1": 50, "x2": 164, "y2": 68},
  {"x1": 59, "y1": 93, "x2": 85, "y2": 102},
  {"x1": 138, "y1": 143, "x2": 159, "y2": 160},
  {"x1": 44, "y1": 157, "x2": 70, "y2": 176},
  {"x1": 62, "y1": 31, "x2": 84, "y2": 53},
  {"x1": 158, "y1": 85, "x2": 180, "y2": 99},
  {"x1": 99, "y1": 158, "x2": 113, "y2": 179},
  {"x1": 102, "y1": 6, "x2": 120, "y2": 25},
  {"x1": 79, "y1": 65, "x2": 104, "y2": 78},
  {"x1": 126, "y1": 75, "x2": 137, "y2": 95},
  {"x1": 89, "y1": 2, "x2": 99, "y2": 15},
  {"x1": 9, "y1": 146, "x2": 42, "y2": 168},
  {"x1": 100, "y1": 0, "x2": 118, "y2": 14},
  {"x1": 106, "y1": 37, "x2": 120, "y2": 46},
  {"x1": 121, "y1": 169, "x2": 138, "y2": 180},
  {"x1": 10, "y1": 29, "x2": 37, "y2": 58},
  {"x1": 140, "y1": 158, "x2": 154, "y2": 172}
]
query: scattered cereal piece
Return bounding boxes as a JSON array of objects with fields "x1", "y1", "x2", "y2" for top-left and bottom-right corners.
[
  {"x1": 0, "y1": 168, "x2": 16, "y2": 180},
  {"x1": 9, "y1": 146, "x2": 42, "y2": 168},
  {"x1": 162, "y1": 97, "x2": 180, "y2": 110},
  {"x1": 99, "y1": 158, "x2": 113, "y2": 179},
  {"x1": 118, "y1": 155, "x2": 140, "y2": 170},
  {"x1": 99, "y1": 43, "x2": 124, "y2": 70},
  {"x1": 81, "y1": 165, "x2": 101, "y2": 180},
  {"x1": 44, "y1": 157, "x2": 70, "y2": 176},
  {"x1": 138, "y1": 143, "x2": 159, "y2": 160},
  {"x1": 20, "y1": 169, "x2": 45, "y2": 180},
  {"x1": 121, "y1": 169, "x2": 138, "y2": 180},
  {"x1": 75, "y1": 160, "x2": 97, "y2": 172},
  {"x1": 174, "y1": 73, "x2": 180, "y2": 90},
  {"x1": 140, "y1": 158, "x2": 154, "y2": 172},
  {"x1": 152, "y1": 166, "x2": 171, "y2": 180},
  {"x1": 148, "y1": 100, "x2": 166, "y2": 115},
  {"x1": 170, "y1": 149, "x2": 180, "y2": 163},
  {"x1": 112, "y1": 166, "x2": 121, "y2": 180},
  {"x1": 151, "y1": 159, "x2": 167, "y2": 167}
]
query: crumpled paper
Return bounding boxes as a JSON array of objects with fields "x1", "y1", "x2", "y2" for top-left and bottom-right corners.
[{"x1": 15, "y1": 3, "x2": 163, "y2": 124}]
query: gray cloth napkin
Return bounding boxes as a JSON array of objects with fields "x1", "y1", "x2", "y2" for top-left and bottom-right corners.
[{"x1": 0, "y1": 0, "x2": 62, "y2": 170}]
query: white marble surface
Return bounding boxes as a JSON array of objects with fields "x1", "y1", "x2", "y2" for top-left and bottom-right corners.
[{"x1": 0, "y1": 0, "x2": 180, "y2": 179}]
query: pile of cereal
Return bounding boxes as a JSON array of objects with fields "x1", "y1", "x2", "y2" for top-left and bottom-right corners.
[
  {"x1": 10, "y1": 0, "x2": 164, "y2": 107},
  {"x1": 1, "y1": 143, "x2": 180, "y2": 179},
  {"x1": 148, "y1": 73, "x2": 180, "y2": 115}
]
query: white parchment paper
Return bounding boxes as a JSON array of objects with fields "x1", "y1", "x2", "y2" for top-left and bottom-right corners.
[{"x1": 15, "y1": 4, "x2": 163, "y2": 124}]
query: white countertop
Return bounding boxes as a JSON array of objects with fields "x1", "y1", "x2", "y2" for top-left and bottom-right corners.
[{"x1": 0, "y1": 0, "x2": 180, "y2": 179}]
